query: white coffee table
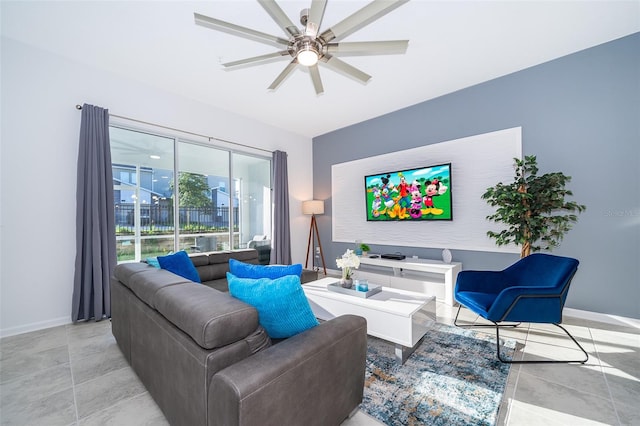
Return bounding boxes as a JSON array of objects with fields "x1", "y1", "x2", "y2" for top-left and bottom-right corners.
[{"x1": 302, "y1": 277, "x2": 436, "y2": 364}]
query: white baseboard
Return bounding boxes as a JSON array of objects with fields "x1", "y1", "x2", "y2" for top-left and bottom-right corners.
[
  {"x1": 563, "y1": 308, "x2": 640, "y2": 329},
  {"x1": 0, "y1": 316, "x2": 71, "y2": 339}
]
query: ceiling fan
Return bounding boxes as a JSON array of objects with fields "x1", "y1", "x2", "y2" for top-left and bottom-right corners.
[{"x1": 194, "y1": 0, "x2": 409, "y2": 95}]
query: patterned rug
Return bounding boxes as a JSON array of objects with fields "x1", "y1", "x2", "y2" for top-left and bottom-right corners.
[{"x1": 360, "y1": 322, "x2": 516, "y2": 426}]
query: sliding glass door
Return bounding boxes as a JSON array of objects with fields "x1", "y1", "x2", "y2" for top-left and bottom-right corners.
[
  {"x1": 110, "y1": 127, "x2": 175, "y2": 262},
  {"x1": 110, "y1": 126, "x2": 271, "y2": 263},
  {"x1": 176, "y1": 141, "x2": 230, "y2": 252},
  {"x1": 232, "y1": 153, "x2": 272, "y2": 249}
]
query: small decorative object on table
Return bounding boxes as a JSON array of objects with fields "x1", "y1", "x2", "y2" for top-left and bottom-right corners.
[
  {"x1": 442, "y1": 248, "x2": 452, "y2": 264},
  {"x1": 341, "y1": 278, "x2": 353, "y2": 288},
  {"x1": 355, "y1": 279, "x2": 369, "y2": 292},
  {"x1": 327, "y1": 281, "x2": 381, "y2": 298},
  {"x1": 359, "y1": 243, "x2": 371, "y2": 257},
  {"x1": 354, "y1": 240, "x2": 363, "y2": 256},
  {"x1": 336, "y1": 249, "x2": 360, "y2": 288}
]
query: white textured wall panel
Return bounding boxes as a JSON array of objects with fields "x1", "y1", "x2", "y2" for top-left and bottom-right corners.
[{"x1": 331, "y1": 127, "x2": 522, "y2": 253}]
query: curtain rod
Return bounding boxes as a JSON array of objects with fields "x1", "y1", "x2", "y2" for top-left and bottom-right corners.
[{"x1": 75, "y1": 104, "x2": 273, "y2": 154}]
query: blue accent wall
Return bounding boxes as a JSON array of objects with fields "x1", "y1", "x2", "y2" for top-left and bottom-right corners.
[{"x1": 313, "y1": 33, "x2": 639, "y2": 319}]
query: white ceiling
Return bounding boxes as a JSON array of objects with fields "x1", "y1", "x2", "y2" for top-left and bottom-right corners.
[{"x1": 2, "y1": 1, "x2": 639, "y2": 138}]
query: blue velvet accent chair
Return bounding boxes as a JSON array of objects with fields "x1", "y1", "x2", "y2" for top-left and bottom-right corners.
[{"x1": 454, "y1": 253, "x2": 588, "y2": 364}]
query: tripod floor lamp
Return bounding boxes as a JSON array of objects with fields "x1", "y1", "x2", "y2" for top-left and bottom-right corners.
[{"x1": 303, "y1": 200, "x2": 327, "y2": 275}]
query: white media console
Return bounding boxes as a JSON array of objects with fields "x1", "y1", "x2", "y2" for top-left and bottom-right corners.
[{"x1": 356, "y1": 256, "x2": 462, "y2": 306}]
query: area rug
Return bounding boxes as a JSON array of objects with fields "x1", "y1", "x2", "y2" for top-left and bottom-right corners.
[{"x1": 360, "y1": 322, "x2": 516, "y2": 426}]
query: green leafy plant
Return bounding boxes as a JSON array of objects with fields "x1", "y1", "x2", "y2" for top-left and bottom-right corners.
[
  {"x1": 170, "y1": 172, "x2": 212, "y2": 208},
  {"x1": 359, "y1": 243, "x2": 371, "y2": 252},
  {"x1": 482, "y1": 155, "x2": 586, "y2": 258}
]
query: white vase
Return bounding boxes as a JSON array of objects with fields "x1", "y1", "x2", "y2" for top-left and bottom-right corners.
[{"x1": 442, "y1": 248, "x2": 452, "y2": 264}]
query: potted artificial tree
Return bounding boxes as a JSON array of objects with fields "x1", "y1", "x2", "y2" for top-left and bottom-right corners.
[{"x1": 482, "y1": 155, "x2": 586, "y2": 258}]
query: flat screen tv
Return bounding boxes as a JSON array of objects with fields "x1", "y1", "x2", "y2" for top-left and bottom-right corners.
[{"x1": 364, "y1": 163, "x2": 452, "y2": 221}]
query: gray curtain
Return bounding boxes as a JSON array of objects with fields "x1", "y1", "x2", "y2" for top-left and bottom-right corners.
[
  {"x1": 271, "y1": 150, "x2": 292, "y2": 264},
  {"x1": 72, "y1": 104, "x2": 116, "y2": 322}
]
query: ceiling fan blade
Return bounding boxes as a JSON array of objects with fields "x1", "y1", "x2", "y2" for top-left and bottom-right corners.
[
  {"x1": 257, "y1": 0, "x2": 300, "y2": 38},
  {"x1": 321, "y1": 56, "x2": 371, "y2": 84},
  {"x1": 326, "y1": 40, "x2": 408, "y2": 56},
  {"x1": 305, "y1": 0, "x2": 328, "y2": 37},
  {"x1": 309, "y1": 64, "x2": 324, "y2": 95},
  {"x1": 194, "y1": 13, "x2": 289, "y2": 48},
  {"x1": 222, "y1": 51, "x2": 291, "y2": 68},
  {"x1": 268, "y1": 59, "x2": 298, "y2": 91},
  {"x1": 319, "y1": 0, "x2": 409, "y2": 43}
]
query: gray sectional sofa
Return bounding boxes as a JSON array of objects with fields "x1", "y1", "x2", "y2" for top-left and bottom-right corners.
[
  {"x1": 186, "y1": 249, "x2": 318, "y2": 291},
  {"x1": 111, "y1": 250, "x2": 366, "y2": 426}
]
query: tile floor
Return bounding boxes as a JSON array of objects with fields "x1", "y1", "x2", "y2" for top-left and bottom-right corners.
[{"x1": 1, "y1": 303, "x2": 638, "y2": 425}]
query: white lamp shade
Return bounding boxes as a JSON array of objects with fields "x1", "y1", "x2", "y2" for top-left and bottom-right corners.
[{"x1": 302, "y1": 200, "x2": 324, "y2": 215}]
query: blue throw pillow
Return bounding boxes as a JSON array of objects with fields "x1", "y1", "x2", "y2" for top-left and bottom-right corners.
[
  {"x1": 227, "y1": 273, "x2": 319, "y2": 338},
  {"x1": 157, "y1": 251, "x2": 201, "y2": 283},
  {"x1": 229, "y1": 258, "x2": 302, "y2": 279},
  {"x1": 146, "y1": 257, "x2": 161, "y2": 268}
]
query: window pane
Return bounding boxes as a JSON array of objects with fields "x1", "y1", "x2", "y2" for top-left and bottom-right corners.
[
  {"x1": 110, "y1": 127, "x2": 271, "y2": 259},
  {"x1": 177, "y1": 142, "x2": 230, "y2": 252},
  {"x1": 110, "y1": 127, "x2": 174, "y2": 262},
  {"x1": 232, "y1": 153, "x2": 272, "y2": 250}
]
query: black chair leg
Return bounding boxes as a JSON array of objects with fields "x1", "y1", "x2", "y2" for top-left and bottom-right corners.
[
  {"x1": 496, "y1": 322, "x2": 589, "y2": 364},
  {"x1": 454, "y1": 306, "x2": 589, "y2": 364},
  {"x1": 453, "y1": 305, "x2": 520, "y2": 329}
]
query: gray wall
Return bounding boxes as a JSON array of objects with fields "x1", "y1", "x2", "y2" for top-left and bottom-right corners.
[{"x1": 313, "y1": 33, "x2": 639, "y2": 319}]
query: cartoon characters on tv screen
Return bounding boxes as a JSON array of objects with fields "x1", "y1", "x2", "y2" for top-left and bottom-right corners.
[{"x1": 365, "y1": 166, "x2": 451, "y2": 220}]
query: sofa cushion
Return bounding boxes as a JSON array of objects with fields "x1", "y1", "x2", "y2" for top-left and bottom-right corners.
[
  {"x1": 114, "y1": 262, "x2": 154, "y2": 283},
  {"x1": 158, "y1": 251, "x2": 201, "y2": 283},
  {"x1": 202, "y1": 278, "x2": 230, "y2": 293},
  {"x1": 227, "y1": 273, "x2": 319, "y2": 338},
  {"x1": 189, "y1": 253, "x2": 211, "y2": 267},
  {"x1": 114, "y1": 264, "x2": 191, "y2": 309},
  {"x1": 196, "y1": 263, "x2": 233, "y2": 284},
  {"x1": 206, "y1": 250, "x2": 258, "y2": 265},
  {"x1": 154, "y1": 282, "x2": 260, "y2": 349},
  {"x1": 229, "y1": 259, "x2": 302, "y2": 280}
]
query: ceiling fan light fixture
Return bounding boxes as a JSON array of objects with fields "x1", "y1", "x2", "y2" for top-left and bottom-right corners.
[
  {"x1": 194, "y1": 0, "x2": 410, "y2": 93},
  {"x1": 297, "y1": 46, "x2": 319, "y2": 67}
]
